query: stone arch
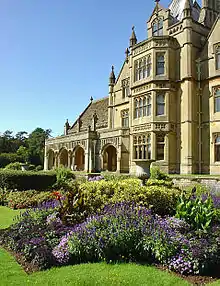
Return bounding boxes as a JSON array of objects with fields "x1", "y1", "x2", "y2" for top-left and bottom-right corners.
[
  {"x1": 47, "y1": 149, "x2": 55, "y2": 170},
  {"x1": 102, "y1": 144, "x2": 117, "y2": 172},
  {"x1": 59, "y1": 148, "x2": 68, "y2": 167},
  {"x1": 73, "y1": 145, "x2": 85, "y2": 171}
]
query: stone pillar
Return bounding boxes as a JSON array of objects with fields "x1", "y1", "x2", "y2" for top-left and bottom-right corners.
[
  {"x1": 54, "y1": 153, "x2": 58, "y2": 168},
  {"x1": 89, "y1": 143, "x2": 93, "y2": 172},
  {"x1": 68, "y1": 151, "x2": 72, "y2": 169},
  {"x1": 71, "y1": 153, "x2": 75, "y2": 171},
  {"x1": 116, "y1": 143, "x2": 122, "y2": 173},
  {"x1": 165, "y1": 134, "x2": 169, "y2": 162},
  {"x1": 44, "y1": 153, "x2": 49, "y2": 171},
  {"x1": 151, "y1": 132, "x2": 156, "y2": 160},
  {"x1": 85, "y1": 139, "x2": 89, "y2": 172}
]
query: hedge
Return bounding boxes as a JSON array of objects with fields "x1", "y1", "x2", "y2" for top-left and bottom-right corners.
[
  {"x1": 0, "y1": 170, "x2": 57, "y2": 191},
  {"x1": 80, "y1": 178, "x2": 181, "y2": 216},
  {"x1": 0, "y1": 153, "x2": 24, "y2": 168}
]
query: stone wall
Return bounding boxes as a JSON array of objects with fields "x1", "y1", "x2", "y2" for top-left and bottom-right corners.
[{"x1": 172, "y1": 177, "x2": 220, "y2": 194}]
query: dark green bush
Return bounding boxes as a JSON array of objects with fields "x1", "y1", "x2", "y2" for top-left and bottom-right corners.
[
  {"x1": 150, "y1": 166, "x2": 171, "y2": 181},
  {"x1": 4, "y1": 162, "x2": 22, "y2": 170},
  {"x1": 0, "y1": 170, "x2": 56, "y2": 191},
  {"x1": 0, "y1": 153, "x2": 24, "y2": 168},
  {"x1": 36, "y1": 165, "x2": 43, "y2": 171}
]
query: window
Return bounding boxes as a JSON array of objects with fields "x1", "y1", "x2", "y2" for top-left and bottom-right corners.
[
  {"x1": 152, "y1": 18, "x2": 163, "y2": 36},
  {"x1": 143, "y1": 97, "x2": 147, "y2": 116},
  {"x1": 214, "y1": 86, "x2": 220, "y2": 113},
  {"x1": 216, "y1": 45, "x2": 220, "y2": 70},
  {"x1": 147, "y1": 96, "x2": 152, "y2": 116},
  {"x1": 156, "y1": 53, "x2": 165, "y2": 75},
  {"x1": 215, "y1": 136, "x2": 220, "y2": 162},
  {"x1": 157, "y1": 94, "x2": 165, "y2": 115},
  {"x1": 134, "y1": 95, "x2": 151, "y2": 118},
  {"x1": 121, "y1": 109, "x2": 129, "y2": 128},
  {"x1": 134, "y1": 55, "x2": 151, "y2": 81},
  {"x1": 134, "y1": 99, "x2": 139, "y2": 118},
  {"x1": 139, "y1": 98, "x2": 143, "y2": 117},
  {"x1": 133, "y1": 134, "x2": 151, "y2": 159},
  {"x1": 147, "y1": 56, "x2": 152, "y2": 77},
  {"x1": 156, "y1": 134, "x2": 165, "y2": 160},
  {"x1": 122, "y1": 78, "x2": 130, "y2": 98}
]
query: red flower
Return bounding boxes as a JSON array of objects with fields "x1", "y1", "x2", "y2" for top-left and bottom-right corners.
[{"x1": 52, "y1": 191, "x2": 62, "y2": 200}]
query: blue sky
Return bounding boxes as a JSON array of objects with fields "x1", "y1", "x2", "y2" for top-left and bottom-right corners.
[{"x1": 0, "y1": 0, "x2": 200, "y2": 137}]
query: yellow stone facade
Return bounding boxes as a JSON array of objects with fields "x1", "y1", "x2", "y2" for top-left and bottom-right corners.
[{"x1": 45, "y1": 0, "x2": 220, "y2": 175}]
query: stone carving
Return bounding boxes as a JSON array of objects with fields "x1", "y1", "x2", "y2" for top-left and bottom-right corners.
[
  {"x1": 133, "y1": 42, "x2": 151, "y2": 56},
  {"x1": 133, "y1": 124, "x2": 151, "y2": 132},
  {"x1": 133, "y1": 84, "x2": 151, "y2": 94},
  {"x1": 101, "y1": 137, "x2": 120, "y2": 148}
]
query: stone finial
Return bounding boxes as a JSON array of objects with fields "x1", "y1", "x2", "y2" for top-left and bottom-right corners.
[
  {"x1": 183, "y1": 0, "x2": 192, "y2": 18},
  {"x1": 64, "y1": 119, "x2": 70, "y2": 135},
  {"x1": 93, "y1": 111, "x2": 98, "y2": 131},
  {"x1": 109, "y1": 65, "x2": 116, "y2": 85},
  {"x1": 125, "y1": 48, "x2": 130, "y2": 63},
  {"x1": 129, "y1": 26, "x2": 137, "y2": 47},
  {"x1": 90, "y1": 96, "x2": 93, "y2": 102},
  {"x1": 77, "y1": 117, "x2": 82, "y2": 133}
]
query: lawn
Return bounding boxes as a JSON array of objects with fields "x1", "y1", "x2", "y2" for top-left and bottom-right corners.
[
  {"x1": 0, "y1": 206, "x2": 23, "y2": 229},
  {"x1": 0, "y1": 206, "x2": 219, "y2": 286}
]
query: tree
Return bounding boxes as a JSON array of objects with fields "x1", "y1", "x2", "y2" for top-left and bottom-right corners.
[
  {"x1": 16, "y1": 146, "x2": 30, "y2": 163},
  {"x1": 27, "y1": 128, "x2": 52, "y2": 166}
]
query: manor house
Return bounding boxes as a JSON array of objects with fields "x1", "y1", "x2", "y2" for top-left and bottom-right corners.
[{"x1": 45, "y1": 0, "x2": 220, "y2": 175}]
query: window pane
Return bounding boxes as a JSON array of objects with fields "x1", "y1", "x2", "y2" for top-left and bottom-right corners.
[
  {"x1": 215, "y1": 97, "x2": 220, "y2": 112},
  {"x1": 157, "y1": 94, "x2": 165, "y2": 115},
  {"x1": 157, "y1": 145, "x2": 164, "y2": 160},
  {"x1": 216, "y1": 136, "x2": 220, "y2": 144},
  {"x1": 215, "y1": 145, "x2": 220, "y2": 161},
  {"x1": 216, "y1": 51, "x2": 220, "y2": 70},
  {"x1": 156, "y1": 55, "x2": 165, "y2": 75}
]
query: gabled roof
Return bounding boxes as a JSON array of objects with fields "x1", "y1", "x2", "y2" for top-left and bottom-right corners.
[
  {"x1": 69, "y1": 97, "x2": 109, "y2": 133},
  {"x1": 169, "y1": 0, "x2": 200, "y2": 21}
]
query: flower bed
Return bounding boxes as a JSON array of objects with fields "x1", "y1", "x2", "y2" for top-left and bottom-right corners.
[{"x1": 0, "y1": 179, "x2": 219, "y2": 279}]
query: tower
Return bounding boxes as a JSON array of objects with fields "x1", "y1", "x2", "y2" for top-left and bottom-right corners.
[{"x1": 199, "y1": 0, "x2": 220, "y2": 27}]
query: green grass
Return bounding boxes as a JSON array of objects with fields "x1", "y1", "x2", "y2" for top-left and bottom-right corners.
[
  {"x1": 0, "y1": 206, "x2": 219, "y2": 286},
  {"x1": 0, "y1": 206, "x2": 23, "y2": 229}
]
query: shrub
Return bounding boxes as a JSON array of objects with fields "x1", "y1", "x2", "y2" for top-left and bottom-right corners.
[
  {"x1": 0, "y1": 205, "x2": 73, "y2": 270},
  {"x1": 53, "y1": 167, "x2": 75, "y2": 190},
  {"x1": 102, "y1": 173, "x2": 132, "y2": 181},
  {"x1": 0, "y1": 170, "x2": 56, "y2": 191},
  {"x1": 175, "y1": 189, "x2": 215, "y2": 232},
  {"x1": 6, "y1": 190, "x2": 56, "y2": 209},
  {"x1": 0, "y1": 187, "x2": 8, "y2": 206},
  {"x1": 150, "y1": 166, "x2": 171, "y2": 181},
  {"x1": 28, "y1": 164, "x2": 36, "y2": 171},
  {"x1": 0, "y1": 153, "x2": 24, "y2": 168},
  {"x1": 36, "y1": 165, "x2": 43, "y2": 171},
  {"x1": 4, "y1": 162, "x2": 22, "y2": 170},
  {"x1": 79, "y1": 179, "x2": 181, "y2": 216}
]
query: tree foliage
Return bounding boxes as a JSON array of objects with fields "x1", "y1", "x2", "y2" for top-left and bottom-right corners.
[{"x1": 0, "y1": 128, "x2": 52, "y2": 168}]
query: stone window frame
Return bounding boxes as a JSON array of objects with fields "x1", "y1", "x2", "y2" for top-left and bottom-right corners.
[
  {"x1": 156, "y1": 52, "x2": 165, "y2": 75},
  {"x1": 122, "y1": 78, "x2": 130, "y2": 98},
  {"x1": 156, "y1": 93, "x2": 165, "y2": 116},
  {"x1": 214, "y1": 43, "x2": 220, "y2": 70},
  {"x1": 214, "y1": 134, "x2": 220, "y2": 162},
  {"x1": 152, "y1": 17, "x2": 163, "y2": 37},
  {"x1": 134, "y1": 55, "x2": 152, "y2": 82},
  {"x1": 156, "y1": 133, "x2": 165, "y2": 161},
  {"x1": 133, "y1": 133, "x2": 151, "y2": 160},
  {"x1": 134, "y1": 94, "x2": 152, "y2": 119},
  {"x1": 121, "y1": 109, "x2": 129, "y2": 128},
  {"x1": 213, "y1": 86, "x2": 220, "y2": 113}
]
